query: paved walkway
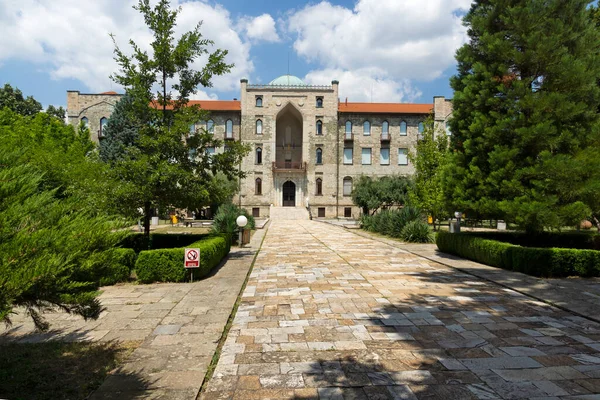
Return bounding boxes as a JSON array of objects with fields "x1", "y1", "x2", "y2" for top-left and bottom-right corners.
[
  {"x1": 0, "y1": 228, "x2": 266, "y2": 400},
  {"x1": 202, "y1": 220, "x2": 600, "y2": 399},
  {"x1": 352, "y1": 229, "x2": 600, "y2": 325}
]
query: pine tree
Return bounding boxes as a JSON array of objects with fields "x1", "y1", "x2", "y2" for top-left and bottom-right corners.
[
  {"x1": 447, "y1": 0, "x2": 600, "y2": 232},
  {"x1": 99, "y1": 95, "x2": 139, "y2": 163},
  {"x1": 409, "y1": 116, "x2": 448, "y2": 231},
  {"x1": 109, "y1": 0, "x2": 250, "y2": 237}
]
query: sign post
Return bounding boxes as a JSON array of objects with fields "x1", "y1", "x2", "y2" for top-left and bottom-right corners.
[{"x1": 184, "y1": 248, "x2": 200, "y2": 282}]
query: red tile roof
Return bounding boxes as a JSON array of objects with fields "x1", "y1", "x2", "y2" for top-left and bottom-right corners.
[
  {"x1": 188, "y1": 100, "x2": 241, "y2": 111},
  {"x1": 338, "y1": 102, "x2": 433, "y2": 114},
  {"x1": 100, "y1": 91, "x2": 119, "y2": 95}
]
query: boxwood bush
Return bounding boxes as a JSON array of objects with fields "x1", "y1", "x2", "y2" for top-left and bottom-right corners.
[
  {"x1": 436, "y1": 231, "x2": 600, "y2": 278},
  {"x1": 455, "y1": 231, "x2": 600, "y2": 250},
  {"x1": 135, "y1": 235, "x2": 231, "y2": 283},
  {"x1": 120, "y1": 233, "x2": 211, "y2": 253}
]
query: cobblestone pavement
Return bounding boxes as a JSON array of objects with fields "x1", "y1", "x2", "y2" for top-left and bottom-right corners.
[{"x1": 202, "y1": 220, "x2": 600, "y2": 400}]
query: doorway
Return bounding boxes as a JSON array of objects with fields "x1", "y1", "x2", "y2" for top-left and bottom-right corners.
[{"x1": 282, "y1": 181, "x2": 296, "y2": 207}]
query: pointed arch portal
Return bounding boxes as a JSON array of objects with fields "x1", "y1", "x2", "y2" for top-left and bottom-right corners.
[{"x1": 282, "y1": 181, "x2": 296, "y2": 207}]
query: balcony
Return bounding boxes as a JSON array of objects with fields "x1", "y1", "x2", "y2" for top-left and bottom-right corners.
[
  {"x1": 381, "y1": 133, "x2": 390, "y2": 142},
  {"x1": 272, "y1": 161, "x2": 307, "y2": 172}
]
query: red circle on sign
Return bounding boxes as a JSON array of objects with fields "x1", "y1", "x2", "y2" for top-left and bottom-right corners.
[{"x1": 187, "y1": 250, "x2": 198, "y2": 260}]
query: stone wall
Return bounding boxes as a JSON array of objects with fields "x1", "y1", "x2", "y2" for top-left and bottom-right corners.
[{"x1": 67, "y1": 91, "x2": 122, "y2": 142}]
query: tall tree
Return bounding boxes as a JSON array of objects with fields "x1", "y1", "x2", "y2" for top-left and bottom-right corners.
[
  {"x1": 109, "y1": 0, "x2": 250, "y2": 236},
  {"x1": 352, "y1": 175, "x2": 412, "y2": 216},
  {"x1": 447, "y1": 0, "x2": 600, "y2": 232},
  {"x1": 409, "y1": 116, "x2": 448, "y2": 231},
  {"x1": 0, "y1": 83, "x2": 42, "y2": 116}
]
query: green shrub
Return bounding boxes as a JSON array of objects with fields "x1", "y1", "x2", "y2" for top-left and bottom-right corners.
[
  {"x1": 211, "y1": 203, "x2": 255, "y2": 240},
  {"x1": 436, "y1": 231, "x2": 600, "y2": 277},
  {"x1": 135, "y1": 235, "x2": 231, "y2": 283},
  {"x1": 459, "y1": 231, "x2": 600, "y2": 250},
  {"x1": 401, "y1": 220, "x2": 433, "y2": 243},
  {"x1": 120, "y1": 233, "x2": 211, "y2": 252},
  {"x1": 99, "y1": 248, "x2": 136, "y2": 286},
  {"x1": 360, "y1": 206, "x2": 423, "y2": 238}
]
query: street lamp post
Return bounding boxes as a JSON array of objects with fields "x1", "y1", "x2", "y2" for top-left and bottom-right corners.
[{"x1": 236, "y1": 215, "x2": 248, "y2": 247}]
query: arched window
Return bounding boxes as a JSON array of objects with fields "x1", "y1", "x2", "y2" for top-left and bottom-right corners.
[
  {"x1": 256, "y1": 119, "x2": 262, "y2": 135},
  {"x1": 382, "y1": 121, "x2": 389, "y2": 139},
  {"x1": 256, "y1": 96, "x2": 263, "y2": 107},
  {"x1": 226, "y1": 119, "x2": 233, "y2": 138},
  {"x1": 256, "y1": 147, "x2": 262, "y2": 164},
  {"x1": 316, "y1": 178, "x2": 323, "y2": 196},
  {"x1": 316, "y1": 147, "x2": 323, "y2": 164},
  {"x1": 206, "y1": 119, "x2": 214, "y2": 134},
  {"x1": 363, "y1": 120, "x2": 371, "y2": 135},
  {"x1": 81, "y1": 117, "x2": 89, "y2": 129},
  {"x1": 316, "y1": 120, "x2": 323, "y2": 135},
  {"x1": 255, "y1": 178, "x2": 262, "y2": 195},
  {"x1": 345, "y1": 121, "x2": 352, "y2": 139},
  {"x1": 400, "y1": 121, "x2": 407, "y2": 135},
  {"x1": 316, "y1": 97, "x2": 323, "y2": 108},
  {"x1": 418, "y1": 122, "x2": 424, "y2": 134},
  {"x1": 343, "y1": 177, "x2": 353, "y2": 196},
  {"x1": 99, "y1": 117, "x2": 108, "y2": 138},
  {"x1": 445, "y1": 121, "x2": 451, "y2": 136}
]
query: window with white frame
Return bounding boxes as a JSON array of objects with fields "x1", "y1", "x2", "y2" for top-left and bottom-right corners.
[
  {"x1": 189, "y1": 123, "x2": 196, "y2": 135},
  {"x1": 343, "y1": 148, "x2": 353, "y2": 164},
  {"x1": 345, "y1": 121, "x2": 352, "y2": 138},
  {"x1": 382, "y1": 121, "x2": 389, "y2": 139},
  {"x1": 418, "y1": 122, "x2": 424, "y2": 134},
  {"x1": 446, "y1": 121, "x2": 451, "y2": 136},
  {"x1": 361, "y1": 148, "x2": 372, "y2": 165},
  {"x1": 380, "y1": 148, "x2": 390, "y2": 165},
  {"x1": 398, "y1": 148, "x2": 408, "y2": 165},
  {"x1": 316, "y1": 147, "x2": 323, "y2": 164},
  {"x1": 206, "y1": 119, "x2": 214, "y2": 134},
  {"x1": 400, "y1": 121, "x2": 407, "y2": 135},
  {"x1": 316, "y1": 120, "x2": 323, "y2": 135},
  {"x1": 343, "y1": 177, "x2": 353, "y2": 196},
  {"x1": 256, "y1": 147, "x2": 262, "y2": 164},
  {"x1": 363, "y1": 120, "x2": 370, "y2": 135},
  {"x1": 206, "y1": 146, "x2": 216, "y2": 157},
  {"x1": 99, "y1": 117, "x2": 108, "y2": 138},
  {"x1": 256, "y1": 119, "x2": 262, "y2": 135},
  {"x1": 226, "y1": 119, "x2": 233, "y2": 138}
]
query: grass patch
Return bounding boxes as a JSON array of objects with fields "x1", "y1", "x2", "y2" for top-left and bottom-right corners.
[{"x1": 0, "y1": 340, "x2": 139, "y2": 400}]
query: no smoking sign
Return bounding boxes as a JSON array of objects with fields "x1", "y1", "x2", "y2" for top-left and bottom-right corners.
[{"x1": 184, "y1": 248, "x2": 200, "y2": 268}]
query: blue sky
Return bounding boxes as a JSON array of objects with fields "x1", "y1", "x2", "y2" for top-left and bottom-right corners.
[{"x1": 0, "y1": 0, "x2": 472, "y2": 108}]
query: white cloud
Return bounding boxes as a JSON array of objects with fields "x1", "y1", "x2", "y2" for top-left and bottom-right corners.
[
  {"x1": 304, "y1": 68, "x2": 422, "y2": 103},
  {"x1": 288, "y1": 0, "x2": 471, "y2": 100},
  {"x1": 238, "y1": 14, "x2": 280, "y2": 43},
  {"x1": 0, "y1": 0, "x2": 254, "y2": 94}
]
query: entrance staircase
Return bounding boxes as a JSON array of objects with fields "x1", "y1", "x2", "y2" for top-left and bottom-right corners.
[{"x1": 269, "y1": 206, "x2": 310, "y2": 220}]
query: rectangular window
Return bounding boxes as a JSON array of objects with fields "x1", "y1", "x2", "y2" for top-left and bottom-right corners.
[
  {"x1": 252, "y1": 207, "x2": 260, "y2": 217},
  {"x1": 343, "y1": 148, "x2": 353, "y2": 164},
  {"x1": 318, "y1": 207, "x2": 325, "y2": 218},
  {"x1": 398, "y1": 148, "x2": 408, "y2": 165},
  {"x1": 380, "y1": 148, "x2": 390, "y2": 165},
  {"x1": 206, "y1": 147, "x2": 216, "y2": 156},
  {"x1": 344, "y1": 207, "x2": 352, "y2": 218},
  {"x1": 361, "y1": 148, "x2": 371, "y2": 165}
]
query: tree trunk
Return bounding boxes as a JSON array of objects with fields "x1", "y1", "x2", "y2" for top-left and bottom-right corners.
[{"x1": 144, "y1": 201, "x2": 151, "y2": 238}]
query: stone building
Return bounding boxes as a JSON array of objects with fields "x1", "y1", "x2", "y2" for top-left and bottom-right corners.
[{"x1": 67, "y1": 75, "x2": 452, "y2": 219}]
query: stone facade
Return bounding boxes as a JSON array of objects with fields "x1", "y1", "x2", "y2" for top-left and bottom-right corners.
[{"x1": 66, "y1": 75, "x2": 452, "y2": 219}]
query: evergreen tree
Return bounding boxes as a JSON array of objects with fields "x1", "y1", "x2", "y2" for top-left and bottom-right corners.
[
  {"x1": 109, "y1": 0, "x2": 250, "y2": 236},
  {"x1": 409, "y1": 116, "x2": 448, "y2": 231},
  {"x1": 447, "y1": 0, "x2": 600, "y2": 232},
  {"x1": 99, "y1": 95, "x2": 139, "y2": 163}
]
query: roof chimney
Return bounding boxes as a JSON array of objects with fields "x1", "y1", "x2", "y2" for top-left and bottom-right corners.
[
  {"x1": 345, "y1": 97, "x2": 348, "y2": 105},
  {"x1": 233, "y1": 98, "x2": 237, "y2": 101}
]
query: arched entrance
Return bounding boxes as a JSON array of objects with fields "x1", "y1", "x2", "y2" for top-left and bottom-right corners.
[
  {"x1": 282, "y1": 181, "x2": 296, "y2": 207},
  {"x1": 276, "y1": 103, "x2": 303, "y2": 167}
]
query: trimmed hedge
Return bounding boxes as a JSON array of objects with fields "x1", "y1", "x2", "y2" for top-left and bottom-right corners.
[
  {"x1": 457, "y1": 231, "x2": 600, "y2": 250},
  {"x1": 120, "y1": 233, "x2": 211, "y2": 253},
  {"x1": 436, "y1": 231, "x2": 600, "y2": 278},
  {"x1": 135, "y1": 235, "x2": 231, "y2": 283}
]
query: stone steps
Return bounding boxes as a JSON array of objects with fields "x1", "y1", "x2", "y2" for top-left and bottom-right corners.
[{"x1": 269, "y1": 206, "x2": 310, "y2": 220}]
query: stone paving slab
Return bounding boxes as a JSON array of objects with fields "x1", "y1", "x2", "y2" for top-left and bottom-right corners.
[
  {"x1": 201, "y1": 220, "x2": 600, "y2": 400},
  {"x1": 351, "y1": 228, "x2": 600, "y2": 324},
  {"x1": 1, "y1": 228, "x2": 266, "y2": 400}
]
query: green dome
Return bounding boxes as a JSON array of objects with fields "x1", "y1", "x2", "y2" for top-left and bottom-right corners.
[{"x1": 268, "y1": 75, "x2": 307, "y2": 86}]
